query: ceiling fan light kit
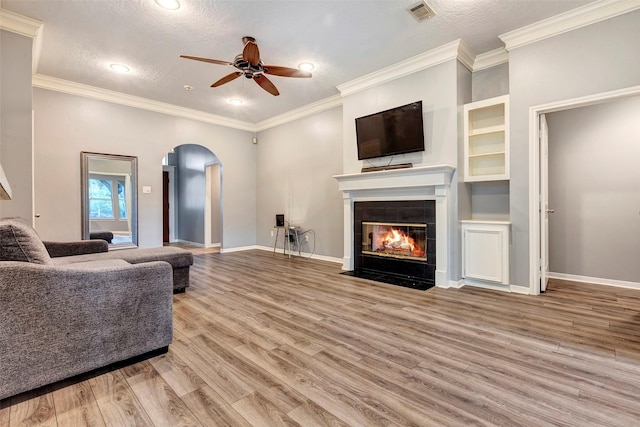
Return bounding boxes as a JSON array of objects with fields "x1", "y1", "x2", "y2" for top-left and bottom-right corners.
[
  {"x1": 154, "y1": 0, "x2": 180, "y2": 10},
  {"x1": 180, "y1": 36, "x2": 312, "y2": 96},
  {"x1": 298, "y1": 62, "x2": 314, "y2": 72},
  {"x1": 109, "y1": 63, "x2": 130, "y2": 73}
]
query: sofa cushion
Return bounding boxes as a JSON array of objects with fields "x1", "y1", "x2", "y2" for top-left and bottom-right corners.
[
  {"x1": 57, "y1": 259, "x2": 131, "y2": 270},
  {"x1": 51, "y1": 246, "x2": 193, "y2": 269},
  {"x1": 0, "y1": 217, "x2": 52, "y2": 265}
]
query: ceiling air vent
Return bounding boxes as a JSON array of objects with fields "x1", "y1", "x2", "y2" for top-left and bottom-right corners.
[{"x1": 408, "y1": 1, "x2": 436, "y2": 21}]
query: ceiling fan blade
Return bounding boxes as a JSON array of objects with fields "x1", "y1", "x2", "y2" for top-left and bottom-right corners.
[
  {"x1": 264, "y1": 65, "x2": 312, "y2": 78},
  {"x1": 180, "y1": 55, "x2": 232, "y2": 66},
  {"x1": 242, "y1": 41, "x2": 261, "y2": 65},
  {"x1": 211, "y1": 72, "x2": 243, "y2": 87},
  {"x1": 253, "y1": 74, "x2": 279, "y2": 96}
]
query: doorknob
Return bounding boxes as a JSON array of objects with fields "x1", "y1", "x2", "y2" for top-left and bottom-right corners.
[{"x1": 546, "y1": 208, "x2": 555, "y2": 214}]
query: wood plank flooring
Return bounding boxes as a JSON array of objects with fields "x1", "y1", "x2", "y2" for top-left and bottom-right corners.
[{"x1": 2, "y1": 250, "x2": 640, "y2": 426}]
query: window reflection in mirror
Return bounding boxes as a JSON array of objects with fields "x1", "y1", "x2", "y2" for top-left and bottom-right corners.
[{"x1": 81, "y1": 152, "x2": 138, "y2": 248}]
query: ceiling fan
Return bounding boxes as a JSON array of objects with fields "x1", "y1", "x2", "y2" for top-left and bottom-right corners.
[{"x1": 180, "y1": 36, "x2": 312, "y2": 96}]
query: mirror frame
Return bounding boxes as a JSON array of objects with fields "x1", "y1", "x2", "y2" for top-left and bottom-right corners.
[{"x1": 81, "y1": 152, "x2": 138, "y2": 248}]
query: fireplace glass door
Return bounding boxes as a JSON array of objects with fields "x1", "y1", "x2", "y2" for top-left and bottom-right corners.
[{"x1": 361, "y1": 222, "x2": 427, "y2": 262}]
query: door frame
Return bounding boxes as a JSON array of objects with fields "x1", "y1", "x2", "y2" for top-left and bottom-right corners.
[
  {"x1": 539, "y1": 113, "x2": 549, "y2": 292},
  {"x1": 162, "y1": 165, "x2": 176, "y2": 242},
  {"x1": 528, "y1": 84, "x2": 640, "y2": 295},
  {"x1": 204, "y1": 162, "x2": 222, "y2": 249}
]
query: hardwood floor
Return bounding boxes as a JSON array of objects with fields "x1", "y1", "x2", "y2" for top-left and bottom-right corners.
[
  {"x1": 163, "y1": 242, "x2": 220, "y2": 255},
  {"x1": 2, "y1": 250, "x2": 640, "y2": 426}
]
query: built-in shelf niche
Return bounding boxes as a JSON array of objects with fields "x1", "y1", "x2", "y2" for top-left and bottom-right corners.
[{"x1": 464, "y1": 95, "x2": 509, "y2": 182}]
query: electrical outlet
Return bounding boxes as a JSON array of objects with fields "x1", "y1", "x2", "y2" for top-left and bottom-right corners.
[
  {"x1": 304, "y1": 235, "x2": 309, "y2": 242},
  {"x1": 270, "y1": 230, "x2": 274, "y2": 237}
]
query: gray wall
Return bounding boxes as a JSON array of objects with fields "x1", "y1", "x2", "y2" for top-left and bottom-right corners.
[
  {"x1": 32, "y1": 89, "x2": 256, "y2": 249},
  {"x1": 342, "y1": 60, "x2": 465, "y2": 280},
  {"x1": 256, "y1": 106, "x2": 343, "y2": 258},
  {"x1": 342, "y1": 60, "x2": 459, "y2": 174},
  {"x1": 0, "y1": 30, "x2": 33, "y2": 220},
  {"x1": 470, "y1": 63, "x2": 510, "y2": 221},
  {"x1": 456, "y1": 62, "x2": 473, "y2": 278},
  {"x1": 470, "y1": 182, "x2": 510, "y2": 221},
  {"x1": 547, "y1": 96, "x2": 640, "y2": 283},
  {"x1": 174, "y1": 144, "x2": 217, "y2": 245},
  {"x1": 472, "y1": 63, "x2": 509, "y2": 102},
  {"x1": 509, "y1": 9, "x2": 640, "y2": 288}
]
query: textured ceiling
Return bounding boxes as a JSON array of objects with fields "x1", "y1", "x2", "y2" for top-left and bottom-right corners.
[{"x1": 2, "y1": 0, "x2": 591, "y2": 123}]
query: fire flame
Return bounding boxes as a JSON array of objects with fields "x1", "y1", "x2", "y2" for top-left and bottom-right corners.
[
  {"x1": 383, "y1": 229, "x2": 414, "y2": 251},
  {"x1": 379, "y1": 228, "x2": 425, "y2": 257}
]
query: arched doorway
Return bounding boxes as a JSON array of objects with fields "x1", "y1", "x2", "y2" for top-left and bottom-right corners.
[{"x1": 162, "y1": 144, "x2": 222, "y2": 249}]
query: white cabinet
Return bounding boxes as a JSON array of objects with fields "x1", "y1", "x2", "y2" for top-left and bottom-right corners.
[
  {"x1": 464, "y1": 95, "x2": 509, "y2": 182},
  {"x1": 461, "y1": 221, "x2": 510, "y2": 285}
]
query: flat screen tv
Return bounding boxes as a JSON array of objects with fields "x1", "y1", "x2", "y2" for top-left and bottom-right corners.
[{"x1": 355, "y1": 101, "x2": 424, "y2": 160}]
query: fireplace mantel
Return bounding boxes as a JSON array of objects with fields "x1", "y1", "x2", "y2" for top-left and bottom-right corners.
[
  {"x1": 334, "y1": 165, "x2": 455, "y2": 193},
  {"x1": 334, "y1": 165, "x2": 456, "y2": 287}
]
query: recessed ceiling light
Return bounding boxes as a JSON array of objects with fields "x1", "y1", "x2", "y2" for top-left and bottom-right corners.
[
  {"x1": 109, "y1": 63, "x2": 130, "y2": 73},
  {"x1": 229, "y1": 98, "x2": 243, "y2": 106},
  {"x1": 155, "y1": 0, "x2": 180, "y2": 10},
  {"x1": 298, "y1": 62, "x2": 314, "y2": 72}
]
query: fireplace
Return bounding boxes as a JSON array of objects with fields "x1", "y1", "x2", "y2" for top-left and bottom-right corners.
[
  {"x1": 334, "y1": 165, "x2": 455, "y2": 289},
  {"x1": 362, "y1": 222, "x2": 427, "y2": 261},
  {"x1": 351, "y1": 200, "x2": 435, "y2": 290}
]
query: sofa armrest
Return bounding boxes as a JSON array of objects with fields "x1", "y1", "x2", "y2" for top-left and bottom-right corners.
[
  {"x1": 0, "y1": 260, "x2": 173, "y2": 400},
  {"x1": 43, "y1": 240, "x2": 109, "y2": 257}
]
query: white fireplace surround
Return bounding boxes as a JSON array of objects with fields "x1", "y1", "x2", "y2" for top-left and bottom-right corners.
[{"x1": 334, "y1": 165, "x2": 456, "y2": 287}]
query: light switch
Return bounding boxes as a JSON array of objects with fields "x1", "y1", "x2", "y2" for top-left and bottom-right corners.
[{"x1": 142, "y1": 186, "x2": 151, "y2": 194}]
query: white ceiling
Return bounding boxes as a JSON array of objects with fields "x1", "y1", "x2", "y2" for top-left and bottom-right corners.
[{"x1": 2, "y1": 0, "x2": 591, "y2": 123}]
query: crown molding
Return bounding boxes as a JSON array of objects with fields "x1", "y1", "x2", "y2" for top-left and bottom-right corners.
[
  {"x1": 499, "y1": 0, "x2": 640, "y2": 51},
  {"x1": 473, "y1": 48, "x2": 509, "y2": 72},
  {"x1": 1, "y1": 9, "x2": 44, "y2": 74},
  {"x1": 255, "y1": 94, "x2": 343, "y2": 131},
  {"x1": 337, "y1": 39, "x2": 466, "y2": 97},
  {"x1": 33, "y1": 74, "x2": 256, "y2": 132},
  {"x1": 0, "y1": 9, "x2": 42, "y2": 38},
  {"x1": 456, "y1": 39, "x2": 476, "y2": 72}
]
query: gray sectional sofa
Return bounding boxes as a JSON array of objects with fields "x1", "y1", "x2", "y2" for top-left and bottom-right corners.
[
  {"x1": 0, "y1": 217, "x2": 192, "y2": 401},
  {"x1": 45, "y1": 240, "x2": 194, "y2": 293}
]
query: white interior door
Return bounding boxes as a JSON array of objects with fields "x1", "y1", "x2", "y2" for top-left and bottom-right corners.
[{"x1": 540, "y1": 113, "x2": 550, "y2": 292}]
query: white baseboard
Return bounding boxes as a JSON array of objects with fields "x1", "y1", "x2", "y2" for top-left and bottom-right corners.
[
  {"x1": 463, "y1": 279, "x2": 510, "y2": 292},
  {"x1": 222, "y1": 245, "x2": 342, "y2": 264},
  {"x1": 437, "y1": 279, "x2": 464, "y2": 289},
  {"x1": 548, "y1": 272, "x2": 640, "y2": 290},
  {"x1": 510, "y1": 285, "x2": 531, "y2": 295},
  {"x1": 461, "y1": 279, "x2": 531, "y2": 294},
  {"x1": 206, "y1": 242, "x2": 221, "y2": 248},
  {"x1": 220, "y1": 245, "x2": 260, "y2": 253}
]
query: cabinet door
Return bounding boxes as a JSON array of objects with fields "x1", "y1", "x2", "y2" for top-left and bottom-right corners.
[{"x1": 462, "y1": 224, "x2": 509, "y2": 284}]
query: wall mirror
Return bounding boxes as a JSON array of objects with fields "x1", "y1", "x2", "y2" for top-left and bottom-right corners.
[{"x1": 81, "y1": 152, "x2": 138, "y2": 248}]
